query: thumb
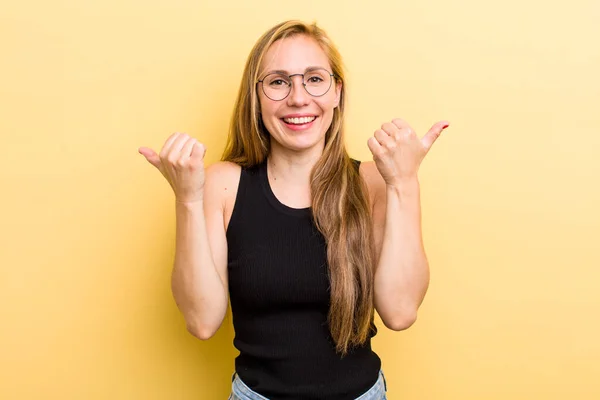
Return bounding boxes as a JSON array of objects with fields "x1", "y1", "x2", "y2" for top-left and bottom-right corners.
[
  {"x1": 138, "y1": 147, "x2": 162, "y2": 170},
  {"x1": 422, "y1": 121, "x2": 449, "y2": 152}
]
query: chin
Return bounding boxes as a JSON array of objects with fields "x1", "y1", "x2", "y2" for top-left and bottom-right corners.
[
  {"x1": 285, "y1": 131, "x2": 327, "y2": 152},
  {"x1": 282, "y1": 139, "x2": 323, "y2": 153},
  {"x1": 269, "y1": 125, "x2": 326, "y2": 153}
]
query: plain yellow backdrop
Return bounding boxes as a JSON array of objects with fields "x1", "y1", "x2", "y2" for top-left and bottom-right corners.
[{"x1": 1, "y1": 0, "x2": 599, "y2": 399}]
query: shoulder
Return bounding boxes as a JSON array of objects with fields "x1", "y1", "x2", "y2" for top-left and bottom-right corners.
[
  {"x1": 205, "y1": 160, "x2": 241, "y2": 180},
  {"x1": 205, "y1": 160, "x2": 242, "y2": 190},
  {"x1": 358, "y1": 160, "x2": 386, "y2": 201},
  {"x1": 204, "y1": 161, "x2": 242, "y2": 208}
]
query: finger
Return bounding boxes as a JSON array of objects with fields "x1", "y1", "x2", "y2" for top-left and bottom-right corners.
[
  {"x1": 163, "y1": 132, "x2": 181, "y2": 150},
  {"x1": 167, "y1": 133, "x2": 191, "y2": 162},
  {"x1": 374, "y1": 129, "x2": 393, "y2": 147},
  {"x1": 160, "y1": 132, "x2": 182, "y2": 159},
  {"x1": 191, "y1": 141, "x2": 206, "y2": 160},
  {"x1": 138, "y1": 147, "x2": 162, "y2": 170},
  {"x1": 367, "y1": 137, "x2": 383, "y2": 158},
  {"x1": 381, "y1": 122, "x2": 400, "y2": 138},
  {"x1": 422, "y1": 121, "x2": 450, "y2": 151},
  {"x1": 391, "y1": 118, "x2": 412, "y2": 132},
  {"x1": 177, "y1": 137, "x2": 197, "y2": 162}
]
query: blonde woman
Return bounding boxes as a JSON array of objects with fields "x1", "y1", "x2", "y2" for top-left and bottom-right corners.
[{"x1": 139, "y1": 20, "x2": 449, "y2": 400}]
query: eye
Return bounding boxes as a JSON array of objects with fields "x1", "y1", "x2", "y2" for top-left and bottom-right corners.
[
  {"x1": 270, "y1": 79, "x2": 286, "y2": 86},
  {"x1": 307, "y1": 76, "x2": 324, "y2": 83},
  {"x1": 264, "y1": 73, "x2": 290, "y2": 88}
]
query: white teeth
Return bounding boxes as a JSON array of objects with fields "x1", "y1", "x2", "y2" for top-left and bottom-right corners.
[{"x1": 283, "y1": 116, "x2": 316, "y2": 125}]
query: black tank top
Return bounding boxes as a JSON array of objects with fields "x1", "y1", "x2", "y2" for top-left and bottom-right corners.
[{"x1": 226, "y1": 160, "x2": 381, "y2": 400}]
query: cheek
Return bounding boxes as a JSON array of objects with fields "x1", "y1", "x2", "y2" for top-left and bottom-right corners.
[
  {"x1": 259, "y1": 102, "x2": 282, "y2": 135},
  {"x1": 316, "y1": 96, "x2": 338, "y2": 117},
  {"x1": 315, "y1": 83, "x2": 341, "y2": 111},
  {"x1": 259, "y1": 96, "x2": 279, "y2": 120}
]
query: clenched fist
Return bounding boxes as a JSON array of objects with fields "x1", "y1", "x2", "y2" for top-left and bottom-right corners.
[
  {"x1": 138, "y1": 132, "x2": 207, "y2": 203},
  {"x1": 367, "y1": 118, "x2": 449, "y2": 186}
]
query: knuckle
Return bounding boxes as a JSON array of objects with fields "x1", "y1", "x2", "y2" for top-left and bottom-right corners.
[{"x1": 167, "y1": 154, "x2": 178, "y2": 165}]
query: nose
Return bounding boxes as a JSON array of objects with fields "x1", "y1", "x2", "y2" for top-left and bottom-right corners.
[{"x1": 286, "y1": 75, "x2": 310, "y2": 107}]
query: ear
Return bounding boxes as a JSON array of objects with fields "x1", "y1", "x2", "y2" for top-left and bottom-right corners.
[{"x1": 333, "y1": 81, "x2": 342, "y2": 108}]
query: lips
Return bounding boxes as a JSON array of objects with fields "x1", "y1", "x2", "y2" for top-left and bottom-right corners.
[{"x1": 282, "y1": 116, "x2": 317, "y2": 125}]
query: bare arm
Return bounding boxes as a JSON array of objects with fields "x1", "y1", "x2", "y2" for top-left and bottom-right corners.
[
  {"x1": 139, "y1": 133, "x2": 238, "y2": 339},
  {"x1": 171, "y1": 163, "x2": 232, "y2": 339},
  {"x1": 171, "y1": 171, "x2": 227, "y2": 339},
  {"x1": 363, "y1": 161, "x2": 428, "y2": 330},
  {"x1": 363, "y1": 118, "x2": 449, "y2": 330}
]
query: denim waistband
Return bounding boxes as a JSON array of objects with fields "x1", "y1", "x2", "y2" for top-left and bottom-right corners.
[{"x1": 229, "y1": 370, "x2": 387, "y2": 400}]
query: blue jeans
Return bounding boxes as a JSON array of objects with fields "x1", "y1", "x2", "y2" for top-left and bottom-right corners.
[{"x1": 228, "y1": 370, "x2": 387, "y2": 400}]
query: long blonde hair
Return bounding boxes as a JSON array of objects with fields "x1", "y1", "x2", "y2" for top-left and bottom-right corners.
[{"x1": 222, "y1": 20, "x2": 376, "y2": 355}]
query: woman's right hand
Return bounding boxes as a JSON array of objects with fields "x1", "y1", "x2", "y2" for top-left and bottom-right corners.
[{"x1": 138, "y1": 132, "x2": 207, "y2": 203}]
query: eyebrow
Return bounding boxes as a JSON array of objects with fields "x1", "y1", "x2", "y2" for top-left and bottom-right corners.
[{"x1": 262, "y1": 66, "x2": 328, "y2": 76}]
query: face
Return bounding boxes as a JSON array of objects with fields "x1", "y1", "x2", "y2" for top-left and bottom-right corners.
[{"x1": 257, "y1": 35, "x2": 342, "y2": 153}]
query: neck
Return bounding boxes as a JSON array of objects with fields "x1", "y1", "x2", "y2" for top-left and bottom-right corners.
[{"x1": 267, "y1": 141, "x2": 324, "y2": 185}]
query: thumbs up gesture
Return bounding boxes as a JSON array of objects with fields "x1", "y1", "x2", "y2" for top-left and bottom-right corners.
[
  {"x1": 138, "y1": 132, "x2": 207, "y2": 203},
  {"x1": 367, "y1": 118, "x2": 449, "y2": 186}
]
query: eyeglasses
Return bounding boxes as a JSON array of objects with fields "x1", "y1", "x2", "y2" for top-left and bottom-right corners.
[{"x1": 257, "y1": 68, "x2": 335, "y2": 101}]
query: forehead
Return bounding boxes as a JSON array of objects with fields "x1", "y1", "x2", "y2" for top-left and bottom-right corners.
[{"x1": 260, "y1": 35, "x2": 331, "y2": 75}]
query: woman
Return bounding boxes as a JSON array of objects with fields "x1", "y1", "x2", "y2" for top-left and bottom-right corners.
[{"x1": 139, "y1": 20, "x2": 448, "y2": 400}]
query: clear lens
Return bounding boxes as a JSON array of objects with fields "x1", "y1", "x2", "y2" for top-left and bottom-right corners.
[
  {"x1": 262, "y1": 73, "x2": 292, "y2": 101},
  {"x1": 304, "y1": 69, "x2": 332, "y2": 97},
  {"x1": 260, "y1": 69, "x2": 333, "y2": 100}
]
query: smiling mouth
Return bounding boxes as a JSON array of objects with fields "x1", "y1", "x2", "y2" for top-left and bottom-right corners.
[{"x1": 282, "y1": 116, "x2": 317, "y2": 125}]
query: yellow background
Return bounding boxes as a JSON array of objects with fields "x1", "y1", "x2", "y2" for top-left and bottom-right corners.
[{"x1": 2, "y1": 0, "x2": 599, "y2": 399}]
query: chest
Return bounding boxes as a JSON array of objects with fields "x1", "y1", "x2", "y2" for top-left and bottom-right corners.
[{"x1": 227, "y1": 213, "x2": 330, "y2": 313}]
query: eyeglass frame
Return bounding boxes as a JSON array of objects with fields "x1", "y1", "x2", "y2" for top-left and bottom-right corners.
[{"x1": 256, "y1": 68, "x2": 336, "y2": 101}]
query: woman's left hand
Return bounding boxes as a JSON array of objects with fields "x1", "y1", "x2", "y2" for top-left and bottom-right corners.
[{"x1": 367, "y1": 118, "x2": 449, "y2": 186}]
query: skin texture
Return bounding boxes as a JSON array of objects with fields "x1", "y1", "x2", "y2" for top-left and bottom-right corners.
[
  {"x1": 137, "y1": 34, "x2": 449, "y2": 337},
  {"x1": 364, "y1": 118, "x2": 449, "y2": 330},
  {"x1": 257, "y1": 35, "x2": 342, "y2": 210},
  {"x1": 258, "y1": 35, "x2": 341, "y2": 155}
]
